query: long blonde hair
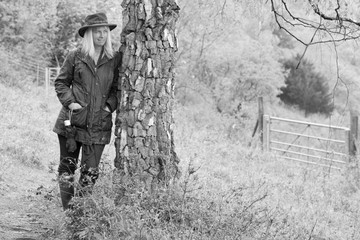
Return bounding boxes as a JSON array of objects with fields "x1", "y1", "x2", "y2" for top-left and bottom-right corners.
[{"x1": 81, "y1": 27, "x2": 114, "y2": 62}]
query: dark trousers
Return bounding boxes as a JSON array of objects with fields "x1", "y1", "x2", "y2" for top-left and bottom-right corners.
[{"x1": 57, "y1": 134, "x2": 105, "y2": 188}]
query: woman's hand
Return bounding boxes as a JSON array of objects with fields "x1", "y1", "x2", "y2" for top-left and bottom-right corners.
[{"x1": 68, "y1": 103, "x2": 82, "y2": 110}]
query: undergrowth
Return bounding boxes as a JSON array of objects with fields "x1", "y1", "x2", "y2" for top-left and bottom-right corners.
[
  {"x1": 38, "y1": 151, "x2": 360, "y2": 240},
  {"x1": 2, "y1": 56, "x2": 360, "y2": 239},
  {"x1": 46, "y1": 165, "x2": 305, "y2": 240}
]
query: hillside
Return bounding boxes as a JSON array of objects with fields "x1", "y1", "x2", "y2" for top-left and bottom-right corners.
[
  {"x1": 0, "y1": 79, "x2": 360, "y2": 239},
  {"x1": 2, "y1": 0, "x2": 360, "y2": 239}
]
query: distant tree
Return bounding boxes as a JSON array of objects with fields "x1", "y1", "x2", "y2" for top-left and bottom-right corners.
[
  {"x1": 278, "y1": 54, "x2": 334, "y2": 116},
  {"x1": 175, "y1": 0, "x2": 286, "y2": 113},
  {"x1": 46, "y1": 0, "x2": 121, "y2": 66},
  {"x1": 0, "y1": 0, "x2": 44, "y2": 47},
  {"x1": 0, "y1": 0, "x2": 121, "y2": 66},
  {"x1": 50, "y1": 1, "x2": 86, "y2": 65}
]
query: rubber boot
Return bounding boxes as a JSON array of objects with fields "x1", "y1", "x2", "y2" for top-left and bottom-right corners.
[
  {"x1": 59, "y1": 175, "x2": 74, "y2": 210},
  {"x1": 78, "y1": 168, "x2": 98, "y2": 197}
]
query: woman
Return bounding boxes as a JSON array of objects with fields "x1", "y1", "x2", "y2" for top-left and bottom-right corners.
[{"x1": 53, "y1": 12, "x2": 121, "y2": 210}]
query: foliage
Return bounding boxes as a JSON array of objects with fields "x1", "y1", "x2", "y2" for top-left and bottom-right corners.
[
  {"x1": 176, "y1": 0, "x2": 285, "y2": 114},
  {"x1": 61, "y1": 166, "x2": 302, "y2": 240},
  {"x1": 41, "y1": 1, "x2": 84, "y2": 66},
  {"x1": 278, "y1": 54, "x2": 334, "y2": 116},
  {"x1": 39, "y1": 160, "x2": 360, "y2": 240},
  {"x1": 272, "y1": 27, "x2": 295, "y2": 49},
  {"x1": 2, "y1": 74, "x2": 360, "y2": 239},
  {"x1": 0, "y1": 0, "x2": 31, "y2": 46},
  {"x1": 39, "y1": 0, "x2": 121, "y2": 66},
  {"x1": 270, "y1": 0, "x2": 360, "y2": 45},
  {"x1": 0, "y1": 0, "x2": 121, "y2": 66},
  {"x1": 3, "y1": 1, "x2": 360, "y2": 239},
  {"x1": 35, "y1": 0, "x2": 120, "y2": 66}
]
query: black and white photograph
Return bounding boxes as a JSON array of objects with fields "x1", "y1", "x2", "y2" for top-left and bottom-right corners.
[{"x1": 1, "y1": 0, "x2": 360, "y2": 239}]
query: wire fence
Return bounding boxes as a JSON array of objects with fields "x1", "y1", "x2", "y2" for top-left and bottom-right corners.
[
  {"x1": 6, "y1": 52, "x2": 49, "y2": 84},
  {"x1": 4, "y1": 51, "x2": 60, "y2": 95},
  {"x1": 45, "y1": 67, "x2": 60, "y2": 97}
]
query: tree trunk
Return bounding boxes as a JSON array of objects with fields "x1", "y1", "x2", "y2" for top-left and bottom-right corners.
[{"x1": 113, "y1": 0, "x2": 180, "y2": 198}]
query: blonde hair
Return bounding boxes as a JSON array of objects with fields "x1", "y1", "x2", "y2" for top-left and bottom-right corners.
[{"x1": 81, "y1": 27, "x2": 114, "y2": 62}]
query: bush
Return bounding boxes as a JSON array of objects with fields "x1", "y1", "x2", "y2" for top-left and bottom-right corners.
[
  {"x1": 278, "y1": 54, "x2": 334, "y2": 116},
  {"x1": 60, "y1": 165, "x2": 308, "y2": 240}
]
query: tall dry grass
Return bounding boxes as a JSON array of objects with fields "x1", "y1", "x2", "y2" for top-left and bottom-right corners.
[{"x1": 1, "y1": 59, "x2": 360, "y2": 239}]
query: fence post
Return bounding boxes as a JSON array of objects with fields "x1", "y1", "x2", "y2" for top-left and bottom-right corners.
[
  {"x1": 258, "y1": 97, "x2": 264, "y2": 148},
  {"x1": 263, "y1": 114, "x2": 270, "y2": 151},
  {"x1": 349, "y1": 113, "x2": 358, "y2": 157},
  {"x1": 45, "y1": 67, "x2": 49, "y2": 97}
]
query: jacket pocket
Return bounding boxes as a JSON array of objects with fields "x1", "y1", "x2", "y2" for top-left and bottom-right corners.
[
  {"x1": 71, "y1": 106, "x2": 88, "y2": 128},
  {"x1": 101, "y1": 108, "x2": 113, "y2": 131}
]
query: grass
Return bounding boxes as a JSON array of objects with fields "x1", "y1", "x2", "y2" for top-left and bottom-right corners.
[
  {"x1": 1, "y1": 68, "x2": 360, "y2": 239},
  {"x1": 0, "y1": 84, "x2": 58, "y2": 168}
]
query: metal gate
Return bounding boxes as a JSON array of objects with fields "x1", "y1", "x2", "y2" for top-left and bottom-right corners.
[{"x1": 262, "y1": 115, "x2": 351, "y2": 170}]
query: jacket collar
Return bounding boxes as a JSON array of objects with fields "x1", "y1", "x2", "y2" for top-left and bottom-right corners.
[{"x1": 75, "y1": 47, "x2": 111, "y2": 68}]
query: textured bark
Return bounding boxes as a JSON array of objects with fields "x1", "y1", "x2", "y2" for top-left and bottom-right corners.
[{"x1": 114, "y1": 0, "x2": 180, "y2": 194}]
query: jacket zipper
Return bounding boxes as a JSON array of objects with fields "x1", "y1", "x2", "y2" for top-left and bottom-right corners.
[{"x1": 80, "y1": 55, "x2": 110, "y2": 133}]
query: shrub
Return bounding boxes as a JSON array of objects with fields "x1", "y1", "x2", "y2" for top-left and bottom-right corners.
[
  {"x1": 60, "y1": 166, "x2": 306, "y2": 240},
  {"x1": 278, "y1": 54, "x2": 334, "y2": 116}
]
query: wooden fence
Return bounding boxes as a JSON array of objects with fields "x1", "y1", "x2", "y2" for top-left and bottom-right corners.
[
  {"x1": 256, "y1": 97, "x2": 358, "y2": 170},
  {"x1": 45, "y1": 67, "x2": 60, "y2": 96},
  {"x1": 6, "y1": 52, "x2": 49, "y2": 84},
  {"x1": 5, "y1": 51, "x2": 60, "y2": 96}
]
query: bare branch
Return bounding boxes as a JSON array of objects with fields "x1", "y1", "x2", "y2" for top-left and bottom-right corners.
[
  {"x1": 296, "y1": 21, "x2": 322, "y2": 69},
  {"x1": 270, "y1": 0, "x2": 360, "y2": 46},
  {"x1": 270, "y1": 0, "x2": 352, "y2": 118},
  {"x1": 309, "y1": 0, "x2": 360, "y2": 27}
]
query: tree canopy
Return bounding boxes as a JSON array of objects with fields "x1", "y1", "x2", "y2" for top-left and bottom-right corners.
[{"x1": 2, "y1": 0, "x2": 360, "y2": 115}]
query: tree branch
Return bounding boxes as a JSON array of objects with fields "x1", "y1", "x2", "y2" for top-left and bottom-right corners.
[
  {"x1": 270, "y1": 0, "x2": 360, "y2": 46},
  {"x1": 309, "y1": 0, "x2": 360, "y2": 27}
]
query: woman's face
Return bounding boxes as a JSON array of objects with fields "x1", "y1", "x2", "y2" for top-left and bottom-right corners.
[{"x1": 92, "y1": 26, "x2": 109, "y2": 48}]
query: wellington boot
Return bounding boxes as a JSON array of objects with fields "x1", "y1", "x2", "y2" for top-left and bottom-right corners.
[
  {"x1": 59, "y1": 181, "x2": 74, "y2": 210},
  {"x1": 59, "y1": 184, "x2": 74, "y2": 210}
]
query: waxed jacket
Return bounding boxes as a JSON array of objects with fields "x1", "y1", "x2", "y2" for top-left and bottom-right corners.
[{"x1": 53, "y1": 48, "x2": 121, "y2": 145}]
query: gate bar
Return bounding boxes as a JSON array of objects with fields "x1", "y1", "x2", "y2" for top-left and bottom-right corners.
[
  {"x1": 271, "y1": 147, "x2": 347, "y2": 164},
  {"x1": 270, "y1": 116, "x2": 349, "y2": 131},
  {"x1": 271, "y1": 140, "x2": 347, "y2": 157},
  {"x1": 271, "y1": 129, "x2": 346, "y2": 144}
]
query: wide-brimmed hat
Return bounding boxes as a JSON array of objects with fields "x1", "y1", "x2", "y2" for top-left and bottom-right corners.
[{"x1": 78, "y1": 12, "x2": 117, "y2": 37}]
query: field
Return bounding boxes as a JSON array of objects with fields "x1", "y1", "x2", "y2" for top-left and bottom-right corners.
[
  {"x1": 0, "y1": 79, "x2": 360, "y2": 239},
  {"x1": 2, "y1": 1, "x2": 360, "y2": 238}
]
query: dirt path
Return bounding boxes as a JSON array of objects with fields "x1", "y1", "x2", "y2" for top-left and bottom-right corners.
[
  {"x1": 0, "y1": 166, "x2": 60, "y2": 240},
  {"x1": 0, "y1": 195, "x2": 45, "y2": 240}
]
